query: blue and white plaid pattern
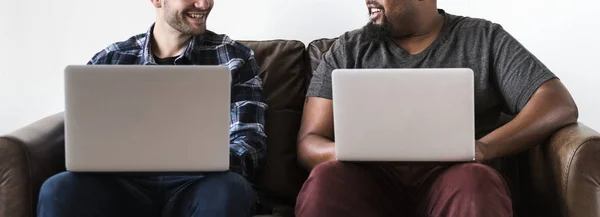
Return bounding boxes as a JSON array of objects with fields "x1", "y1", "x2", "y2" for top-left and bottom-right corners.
[{"x1": 87, "y1": 24, "x2": 267, "y2": 181}]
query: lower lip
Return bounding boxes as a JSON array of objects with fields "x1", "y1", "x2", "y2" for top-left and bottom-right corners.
[
  {"x1": 186, "y1": 15, "x2": 205, "y2": 24},
  {"x1": 370, "y1": 11, "x2": 382, "y2": 21}
]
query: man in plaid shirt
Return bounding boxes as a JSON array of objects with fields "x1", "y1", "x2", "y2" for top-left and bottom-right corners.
[{"x1": 37, "y1": 0, "x2": 267, "y2": 217}]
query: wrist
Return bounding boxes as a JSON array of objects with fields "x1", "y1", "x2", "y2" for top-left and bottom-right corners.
[
  {"x1": 324, "y1": 142, "x2": 336, "y2": 162},
  {"x1": 475, "y1": 140, "x2": 491, "y2": 162}
]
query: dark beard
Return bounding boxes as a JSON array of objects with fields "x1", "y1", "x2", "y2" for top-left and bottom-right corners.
[{"x1": 364, "y1": 18, "x2": 393, "y2": 43}]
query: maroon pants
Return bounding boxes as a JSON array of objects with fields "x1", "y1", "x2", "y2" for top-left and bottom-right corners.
[{"x1": 295, "y1": 161, "x2": 512, "y2": 217}]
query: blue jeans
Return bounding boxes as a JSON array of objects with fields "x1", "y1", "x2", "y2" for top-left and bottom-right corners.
[{"x1": 37, "y1": 171, "x2": 256, "y2": 217}]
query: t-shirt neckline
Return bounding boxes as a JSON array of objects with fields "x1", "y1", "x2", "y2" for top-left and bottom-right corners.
[{"x1": 385, "y1": 9, "x2": 452, "y2": 59}]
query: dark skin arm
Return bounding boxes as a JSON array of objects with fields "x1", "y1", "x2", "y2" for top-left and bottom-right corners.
[
  {"x1": 297, "y1": 97, "x2": 336, "y2": 170},
  {"x1": 476, "y1": 78, "x2": 579, "y2": 162},
  {"x1": 298, "y1": 79, "x2": 578, "y2": 170}
]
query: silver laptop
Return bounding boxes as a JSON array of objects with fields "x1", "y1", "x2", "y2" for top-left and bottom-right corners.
[
  {"x1": 332, "y1": 68, "x2": 475, "y2": 162},
  {"x1": 64, "y1": 65, "x2": 231, "y2": 172}
]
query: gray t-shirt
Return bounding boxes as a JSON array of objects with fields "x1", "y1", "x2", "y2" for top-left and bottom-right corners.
[{"x1": 307, "y1": 10, "x2": 557, "y2": 138}]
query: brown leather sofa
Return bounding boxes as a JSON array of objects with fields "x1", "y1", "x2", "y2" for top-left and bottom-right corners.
[{"x1": 1, "y1": 39, "x2": 599, "y2": 217}]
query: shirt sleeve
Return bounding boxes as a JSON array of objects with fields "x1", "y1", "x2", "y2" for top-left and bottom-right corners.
[
  {"x1": 228, "y1": 51, "x2": 268, "y2": 182},
  {"x1": 86, "y1": 47, "x2": 113, "y2": 65},
  {"x1": 490, "y1": 25, "x2": 557, "y2": 115},
  {"x1": 306, "y1": 38, "x2": 348, "y2": 100}
]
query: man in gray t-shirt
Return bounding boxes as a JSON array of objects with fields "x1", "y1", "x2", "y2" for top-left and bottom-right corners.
[{"x1": 295, "y1": 1, "x2": 579, "y2": 217}]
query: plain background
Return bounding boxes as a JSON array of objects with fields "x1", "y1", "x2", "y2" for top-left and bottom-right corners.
[{"x1": 1, "y1": 0, "x2": 598, "y2": 134}]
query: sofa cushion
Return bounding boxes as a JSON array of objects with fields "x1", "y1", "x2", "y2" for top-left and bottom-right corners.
[
  {"x1": 241, "y1": 40, "x2": 310, "y2": 111},
  {"x1": 239, "y1": 40, "x2": 310, "y2": 205},
  {"x1": 307, "y1": 38, "x2": 337, "y2": 73}
]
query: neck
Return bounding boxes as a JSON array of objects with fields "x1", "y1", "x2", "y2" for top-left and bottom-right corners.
[
  {"x1": 391, "y1": 10, "x2": 444, "y2": 55},
  {"x1": 151, "y1": 20, "x2": 192, "y2": 58}
]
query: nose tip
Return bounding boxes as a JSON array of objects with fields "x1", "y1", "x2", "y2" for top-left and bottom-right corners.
[{"x1": 195, "y1": 0, "x2": 211, "y2": 10}]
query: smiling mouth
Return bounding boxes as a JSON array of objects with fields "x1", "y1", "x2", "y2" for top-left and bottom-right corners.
[
  {"x1": 369, "y1": 7, "x2": 384, "y2": 20},
  {"x1": 186, "y1": 12, "x2": 205, "y2": 20}
]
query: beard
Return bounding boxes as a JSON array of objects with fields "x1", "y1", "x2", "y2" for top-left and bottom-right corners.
[
  {"x1": 163, "y1": 1, "x2": 205, "y2": 35},
  {"x1": 364, "y1": 15, "x2": 393, "y2": 43}
]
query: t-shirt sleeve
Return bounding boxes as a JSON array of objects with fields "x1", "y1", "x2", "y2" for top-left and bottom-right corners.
[
  {"x1": 490, "y1": 25, "x2": 557, "y2": 115},
  {"x1": 306, "y1": 38, "x2": 348, "y2": 100}
]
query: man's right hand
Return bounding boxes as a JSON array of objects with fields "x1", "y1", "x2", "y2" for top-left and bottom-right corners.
[{"x1": 297, "y1": 97, "x2": 336, "y2": 170}]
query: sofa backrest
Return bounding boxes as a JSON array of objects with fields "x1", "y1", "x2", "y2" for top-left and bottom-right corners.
[
  {"x1": 307, "y1": 38, "x2": 337, "y2": 72},
  {"x1": 238, "y1": 38, "x2": 343, "y2": 205},
  {"x1": 239, "y1": 40, "x2": 312, "y2": 204}
]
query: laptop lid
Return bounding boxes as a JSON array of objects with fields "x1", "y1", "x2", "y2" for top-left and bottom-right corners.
[
  {"x1": 64, "y1": 65, "x2": 231, "y2": 172},
  {"x1": 331, "y1": 68, "x2": 475, "y2": 162}
]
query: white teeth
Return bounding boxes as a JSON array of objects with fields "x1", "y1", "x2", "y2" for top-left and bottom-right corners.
[
  {"x1": 188, "y1": 13, "x2": 204, "y2": 19},
  {"x1": 371, "y1": 8, "x2": 382, "y2": 13}
]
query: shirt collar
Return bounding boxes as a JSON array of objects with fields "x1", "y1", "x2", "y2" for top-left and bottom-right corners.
[{"x1": 141, "y1": 23, "x2": 206, "y2": 65}]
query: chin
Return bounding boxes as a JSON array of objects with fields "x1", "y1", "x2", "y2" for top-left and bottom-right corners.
[
  {"x1": 371, "y1": 19, "x2": 384, "y2": 26},
  {"x1": 193, "y1": 29, "x2": 207, "y2": 35},
  {"x1": 183, "y1": 26, "x2": 207, "y2": 36},
  {"x1": 364, "y1": 21, "x2": 391, "y2": 42}
]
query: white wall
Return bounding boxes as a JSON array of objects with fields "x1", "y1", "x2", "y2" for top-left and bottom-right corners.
[{"x1": 1, "y1": 0, "x2": 599, "y2": 134}]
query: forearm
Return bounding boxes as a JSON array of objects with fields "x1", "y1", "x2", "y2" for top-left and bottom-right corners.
[
  {"x1": 298, "y1": 134, "x2": 336, "y2": 170},
  {"x1": 478, "y1": 80, "x2": 578, "y2": 161}
]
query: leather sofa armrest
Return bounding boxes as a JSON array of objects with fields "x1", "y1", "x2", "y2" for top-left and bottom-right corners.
[
  {"x1": 0, "y1": 112, "x2": 66, "y2": 217},
  {"x1": 528, "y1": 123, "x2": 600, "y2": 217},
  {"x1": 547, "y1": 123, "x2": 600, "y2": 217}
]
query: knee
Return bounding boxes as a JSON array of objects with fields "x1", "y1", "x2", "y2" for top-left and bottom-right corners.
[
  {"x1": 301, "y1": 161, "x2": 367, "y2": 195},
  {"x1": 444, "y1": 163, "x2": 510, "y2": 195},
  {"x1": 309, "y1": 161, "x2": 357, "y2": 180},
  {"x1": 39, "y1": 172, "x2": 84, "y2": 204},
  {"x1": 204, "y1": 172, "x2": 255, "y2": 203}
]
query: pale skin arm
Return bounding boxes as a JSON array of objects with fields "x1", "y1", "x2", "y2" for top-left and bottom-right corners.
[{"x1": 297, "y1": 79, "x2": 578, "y2": 169}]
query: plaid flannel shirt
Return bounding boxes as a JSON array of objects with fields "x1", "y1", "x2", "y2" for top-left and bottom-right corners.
[{"x1": 87, "y1": 24, "x2": 267, "y2": 181}]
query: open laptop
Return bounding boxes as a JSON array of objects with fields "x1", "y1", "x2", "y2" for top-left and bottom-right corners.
[
  {"x1": 332, "y1": 68, "x2": 475, "y2": 162},
  {"x1": 64, "y1": 65, "x2": 231, "y2": 172}
]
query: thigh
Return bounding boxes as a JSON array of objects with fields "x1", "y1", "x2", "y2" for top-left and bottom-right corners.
[
  {"x1": 162, "y1": 172, "x2": 256, "y2": 217},
  {"x1": 414, "y1": 163, "x2": 512, "y2": 217},
  {"x1": 37, "y1": 172, "x2": 158, "y2": 217},
  {"x1": 295, "y1": 161, "x2": 402, "y2": 217}
]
